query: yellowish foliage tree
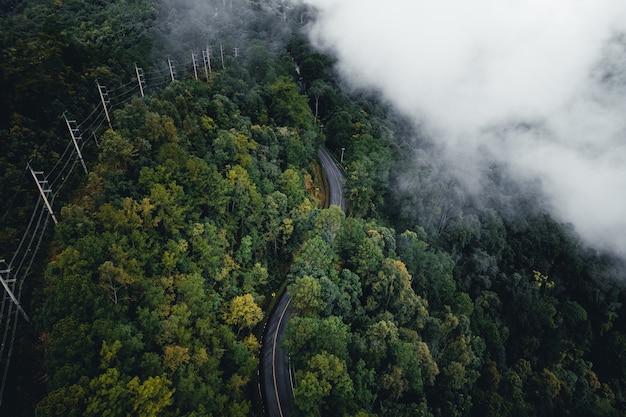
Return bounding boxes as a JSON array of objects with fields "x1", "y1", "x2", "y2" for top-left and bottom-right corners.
[{"x1": 224, "y1": 293, "x2": 263, "y2": 334}]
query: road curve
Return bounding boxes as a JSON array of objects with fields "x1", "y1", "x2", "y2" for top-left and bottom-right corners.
[
  {"x1": 317, "y1": 148, "x2": 346, "y2": 210},
  {"x1": 259, "y1": 147, "x2": 346, "y2": 417},
  {"x1": 260, "y1": 290, "x2": 294, "y2": 417}
]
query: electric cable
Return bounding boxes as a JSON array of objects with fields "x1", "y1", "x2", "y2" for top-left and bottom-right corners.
[
  {"x1": 79, "y1": 108, "x2": 106, "y2": 136},
  {"x1": 48, "y1": 149, "x2": 78, "y2": 189},
  {"x1": 0, "y1": 203, "x2": 48, "y2": 408},
  {"x1": 112, "y1": 93, "x2": 139, "y2": 110},
  {"x1": 0, "y1": 187, "x2": 22, "y2": 229},
  {"x1": 109, "y1": 78, "x2": 138, "y2": 93},
  {"x1": 76, "y1": 103, "x2": 104, "y2": 130},
  {"x1": 46, "y1": 138, "x2": 74, "y2": 182},
  {"x1": 110, "y1": 83, "x2": 140, "y2": 102},
  {"x1": 0, "y1": 41, "x2": 245, "y2": 408}
]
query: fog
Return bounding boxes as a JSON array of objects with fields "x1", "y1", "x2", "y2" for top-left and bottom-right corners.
[
  {"x1": 300, "y1": 0, "x2": 626, "y2": 255},
  {"x1": 153, "y1": 0, "x2": 294, "y2": 59}
]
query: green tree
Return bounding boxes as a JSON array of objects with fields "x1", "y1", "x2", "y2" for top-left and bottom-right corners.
[
  {"x1": 289, "y1": 275, "x2": 325, "y2": 317},
  {"x1": 268, "y1": 76, "x2": 313, "y2": 130},
  {"x1": 308, "y1": 79, "x2": 335, "y2": 124},
  {"x1": 279, "y1": 168, "x2": 306, "y2": 208},
  {"x1": 346, "y1": 158, "x2": 376, "y2": 218},
  {"x1": 290, "y1": 235, "x2": 335, "y2": 279},
  {"x1": 84, "y1": 368, "x2": 130, "y2": 417},
  {"x1": 285, "y1": 315, "x2": 351, "y2": 365},
  {"x1": 127, "y1": 375, "x2": 174, "y2": 417},
  {"x1": 294, "y1": 351, "x2": 354, "y2": 417},
  {"x1": 397, "y1": 229, "x2": 457, "y2": 309},
  {"x1": 98, "y1": 261, "x2": 134, "y2": 306},
  {"x1": 35, "y1": 382, "x2": 88, "y2": 417},
  {"x1": 97, "y1": 130, "x2": 139, "y2": 175},
  {"x1": 224, "y1": 293, "x2": 263, "y2": 334}
]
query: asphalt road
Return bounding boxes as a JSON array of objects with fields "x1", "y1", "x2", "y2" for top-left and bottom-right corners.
[
  {"x1": 260, "y1": 290, "x2": 294, "y2": 417},
  {"x1": 259, "y1": 147, "x2": 346, "y2": 417},
  {"x1": 317, "y1": 148, "x2": 346, "y2": 209}
]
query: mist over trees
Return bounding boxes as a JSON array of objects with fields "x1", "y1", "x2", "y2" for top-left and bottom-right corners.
[
  {"x1": 1, "y1": 1, "x2": 626, "y2": 417},
  {"x1": 301, "y1": 0, "x2": 626, "y2": 258}
]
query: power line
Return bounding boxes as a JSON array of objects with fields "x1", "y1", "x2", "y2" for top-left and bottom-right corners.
[
  {"x1": 0, "y1": 187, "x2": 22, "y2": 229},
  {"x1": 109, "y1": 78, "x2": 138, "y2": 94},
  {"x1": 0, "y1": 42, "x2": 248, "y2": 409},
  {"x1": 110, "y1": 84, "x2": 140, "y2": 103},
  {"x1": 112, "y1": 93, "x2": 139, "y2": 110},
  {"x1": 48, "y1": 148, "x2": 79, "y2": 189},
  {"x1": 79, "y1": 108, "x2": 107, "y2": 137},
  {"x1": 0, "y1": 203, "x2": 49, "y2": 408},
  {"x1": 77, "y1": 103, "x2": 104, "y2": 130},
  {"x1": 46, "y1": 138, "x2": 75, "y2": 182}
]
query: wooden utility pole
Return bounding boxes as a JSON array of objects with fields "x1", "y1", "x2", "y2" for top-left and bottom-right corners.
[
  {"x1": 135, "y1": 63, "x2": 146, "y2": 97},
  {"x1": 168, "y1": 57, "x2": 176, "y2": 82},
  {"x1": 96, "y1": 81, "x2": 113, "y2": 130},
  {"x1": 63, "y1": 113, "x2": 88, "y2": 175},
  {"x1": 27, "y1": 163, "x2": 58, "y2": 225},
  {"x1": 191, "y1": 52, "x2": 199, "y2": 80},
  {"x1": 0, "y1": 261, "x2": 28, "y2": 322},
  {"x1": 203, "y1": 46, "x2": 212, "y2": 81}
]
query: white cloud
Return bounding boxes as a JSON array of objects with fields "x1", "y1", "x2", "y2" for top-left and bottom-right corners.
[{"x1": 302, "y1": 0, "x2": 626, "y2": 255}]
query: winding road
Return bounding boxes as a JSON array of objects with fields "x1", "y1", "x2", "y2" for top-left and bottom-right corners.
[
  {"x1": 317, "y1": 148, "x2": 346, "y2": 212},
  {"x1": 259, "y1": 147, "x2": 346, "y2": 417}
]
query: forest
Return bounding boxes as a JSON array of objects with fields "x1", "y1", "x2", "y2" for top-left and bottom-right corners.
[{"x1": 1, "y1": 0, "x2": 626, "y2": 416}]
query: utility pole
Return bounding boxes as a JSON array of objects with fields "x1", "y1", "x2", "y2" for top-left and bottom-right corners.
[
  {"x1": 341, "y1": 147, "x2": 345, "y2": 163},
  {"x1": 27, "y1": 163, "x2": 58, "y2": 225},
  {"x1": 135, "y1": 63, "x2": 146, "y2": 97},
  {"x1": 0, "y1": 261, "x2": 29, "y2": 322},
  {"x1": 191, "y1": 52, "x2": 199, "y2": 80},
  {"x1": 96, "y1": 81, "x2": 113, "y2": 130},
  {"x1": 168, "y1": 57, "x2": 176, "y2": 82},
  {"x1": 220, "y1": 44, "x2": 225, "y2": 69},
  {"x1": 202, "y1": 46, "x2": 212, "y2": 81},
  {"x1": 63, "y1": 113, "x2": 88, "y2": 175}
]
